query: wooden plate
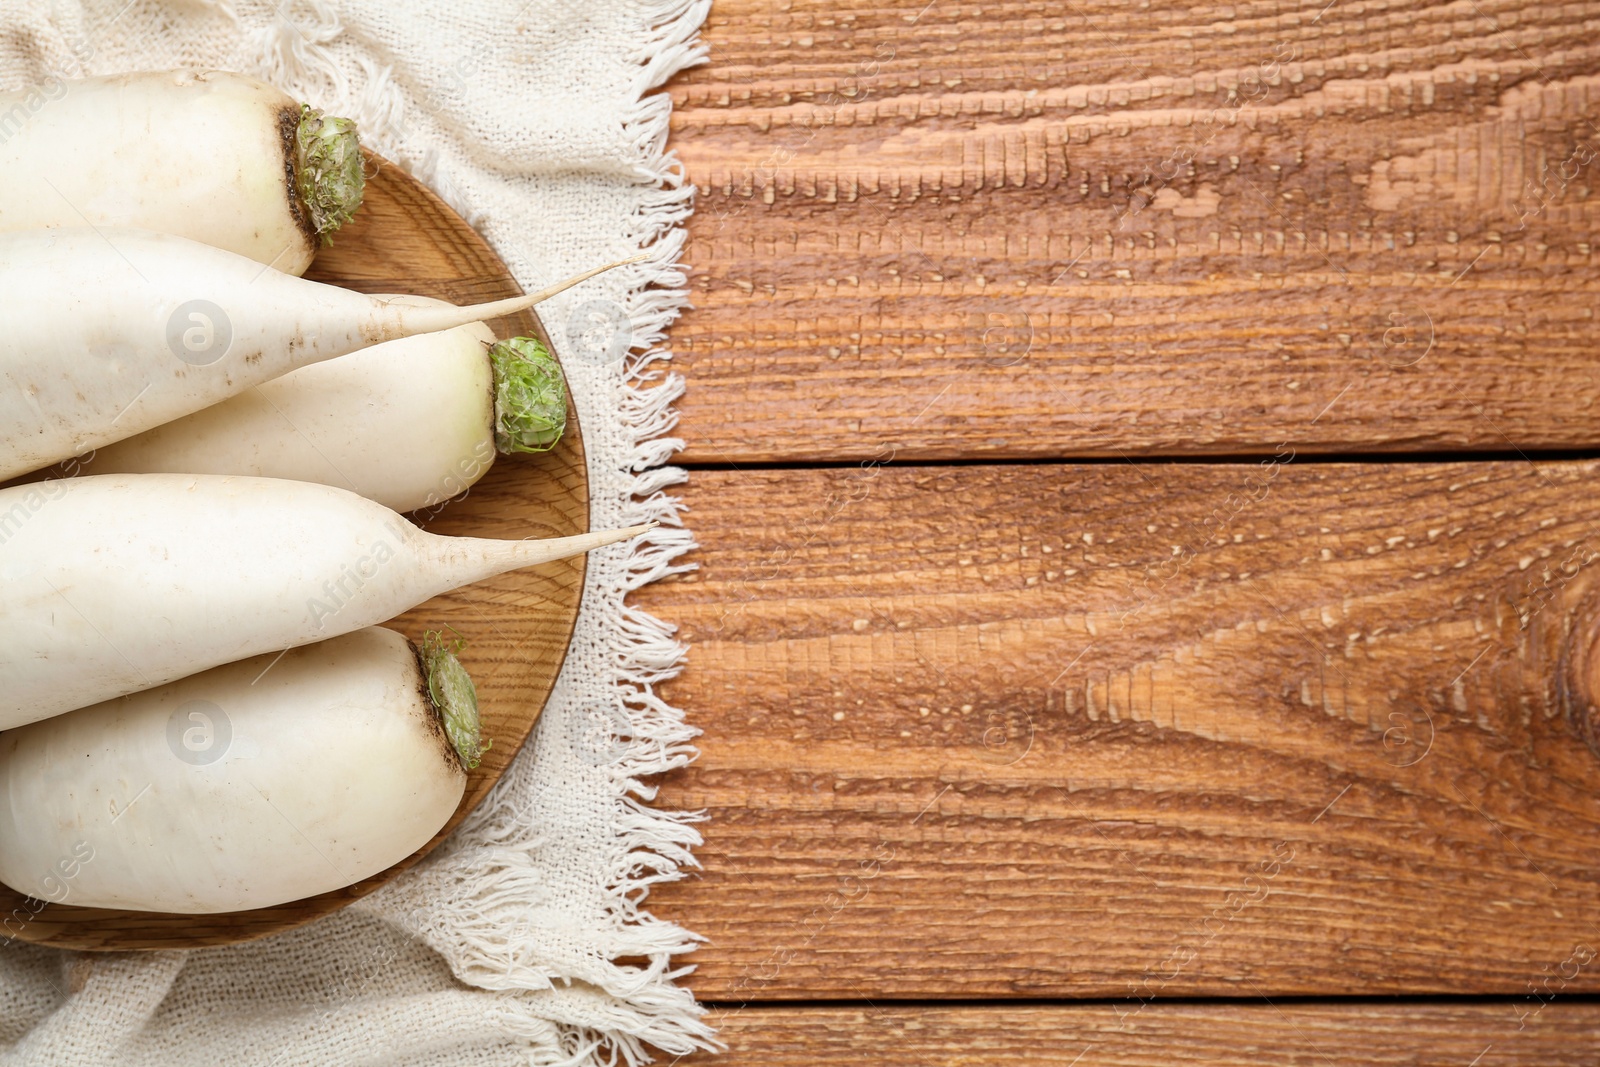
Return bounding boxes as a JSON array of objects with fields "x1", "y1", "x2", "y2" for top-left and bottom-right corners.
[{"x1": 0, "y1": 158, "x2": 589, "y2": 950}]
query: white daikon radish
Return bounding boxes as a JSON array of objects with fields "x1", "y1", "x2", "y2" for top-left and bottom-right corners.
[
  {"x1": 0, "y1": 473, "x2": 650, "y2": 727},
  {"x1": 0, "y1": 626, "x2": 483, "y2": 913},
  {"x1": 76, "y1": 296, "x2": 570, "y2": 513},
  {"x1": 0, "y1": 227, "x2": 638, "y2": 481},
  {"x1": 0, "y1": 69, "x2": 362, "y2": 274}
]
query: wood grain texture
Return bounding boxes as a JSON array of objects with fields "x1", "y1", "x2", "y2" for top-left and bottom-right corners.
[
  {"x1": 0, "y1": 156, "x2": 590, "y2": 951},
  {"x1": 640, "y1": 461, "x2": 1600, "y2": 998},
  {"x1": 666, "y1": 0, "x2": 1600, "y2": 463},
  {"x1": 684, "y1": 1003, "x2": 1600, "y2": 1065}
]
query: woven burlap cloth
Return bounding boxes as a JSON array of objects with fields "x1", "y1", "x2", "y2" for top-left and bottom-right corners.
[{"x1": 0, "y1": 1, "x2": 712, "y2": 1063}]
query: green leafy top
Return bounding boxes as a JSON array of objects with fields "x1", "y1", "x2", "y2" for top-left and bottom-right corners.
[
  {"x1": 421, "y1": 631, "x2": 490, "y2": 771},
  {"x1": 489, "y1": 336, "x2": 568, "y2": 455},
  {"x1": 295, "y1": 105, "x2": 364, "y2": 245}
]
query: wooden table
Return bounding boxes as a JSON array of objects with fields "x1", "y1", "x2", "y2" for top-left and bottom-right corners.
[{"x1": 644, "y1": 1, "x2": 1600, "y2": 1060}]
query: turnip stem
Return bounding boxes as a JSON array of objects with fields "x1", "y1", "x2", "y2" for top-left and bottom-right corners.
[
  {"x1": 391, "y1": 254, "x2": 651, "y2": 337},
  {"x1": 295, "y1": 105, "x2": 364, "y2": 244},
  {"x1": 492, "y1": 336, "x2": 567, "y2": 454},
  {"x1": 422, "y1": 631, "x2": 487, "y2": 771}
]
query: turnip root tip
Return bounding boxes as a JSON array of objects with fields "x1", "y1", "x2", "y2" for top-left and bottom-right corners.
[
  {"x1": 491, "y1": 521, "x2": 657, "y2": 571},
  {"x1": 391, "y1": 252, "x2": 652, "y2": 337}
]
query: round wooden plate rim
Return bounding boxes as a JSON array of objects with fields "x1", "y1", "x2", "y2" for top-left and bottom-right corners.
[{"x1": 0, "y1": 155, "x2": 588, "y2": 951}]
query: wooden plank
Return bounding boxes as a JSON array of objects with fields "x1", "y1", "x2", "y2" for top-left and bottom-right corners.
[
  {"x1": 640, "y1": 461, "x2": 1600, "y2": 997},
  {"x1": 665, "y1": 0, "x2": 1600, "y2": 463},
  {"x1": 683, "y1": 1003, "x2": 1600, "y2": 1065}
]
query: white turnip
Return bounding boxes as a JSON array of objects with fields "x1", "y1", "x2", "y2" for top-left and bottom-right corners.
[
  {"x1": 0, "y1": 626, "x2": 484, "y2": 913},
  {"x1": 0, "y1": 227, "x2": 637, "y2": 481},
  {"x1": 0, "y1": 473, "x2": 649, "y2": 726},
  {"x1": 76, "y1": 297, "x2": 570, "y2": 513},
  {"x1": 0, "y1": 69, "x2": 362, "y2": 274}
]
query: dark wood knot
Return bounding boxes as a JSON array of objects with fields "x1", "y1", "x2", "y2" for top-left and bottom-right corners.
[{"x1": 1557, "y1": 586, "x2": 1600, "y2": 763}]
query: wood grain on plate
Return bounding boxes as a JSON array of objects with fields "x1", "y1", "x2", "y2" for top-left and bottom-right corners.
[
  {"x1": 681, "y1": 1003, "x2": 1600, "y2": 1065},
  {"x1": 639, "y1": 462, "x2": 1600, "y2": 998},
  {"x1": 665, "y1": 0, "x2": 1600, "y2": 463},
  {"x1": 0, "y1": 158, "x2": 590, "y2": 950}
]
